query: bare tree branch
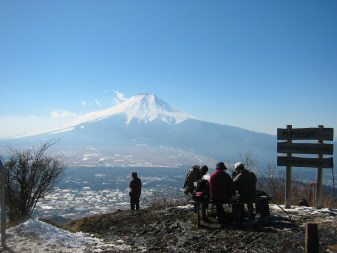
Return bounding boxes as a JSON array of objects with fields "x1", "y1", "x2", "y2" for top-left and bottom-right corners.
[{"x1": 3, "y1": 140, "x2": 66, "y2": 224}]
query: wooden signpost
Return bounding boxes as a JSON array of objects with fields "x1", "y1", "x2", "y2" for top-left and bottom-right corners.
[
  {"x1": 277, "y1": 125, "x2": 334, "y2": 209},
  {"x1": 277, "y1": 157, "x2": 333, "y2": 168},
  {"x1": 277, "y1": 127, "x2": 334, "y2": 141}
]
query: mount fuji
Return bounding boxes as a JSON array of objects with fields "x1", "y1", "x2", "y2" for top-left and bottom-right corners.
[{"x1": 1, "y1": 94, "x2": 276, "y2": 167}]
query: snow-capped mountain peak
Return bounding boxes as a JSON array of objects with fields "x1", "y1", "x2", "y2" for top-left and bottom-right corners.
[
  {"x1": 9, "y1": 94, "x2": 197, "y2": 138},
  {"x1": 4, "y1": 93, "x2": 277, "y2": 167},
  {"x1": 67, "y1": 93, "x2": 197, "y2": 127},
  {"x1": 120, "y1": 93, "x2": 196, "y2": 124}
]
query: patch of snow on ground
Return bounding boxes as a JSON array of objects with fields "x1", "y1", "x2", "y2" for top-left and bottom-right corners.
[
  {"x1": 1, "y1": 219, "x2": 132, "y2": 252},
  {"x1": 270, "y1": 204, "x2": 337, "y2": 216},
  {"x1": 177, "y1": 204, "x2": 194, "y2": 209}
]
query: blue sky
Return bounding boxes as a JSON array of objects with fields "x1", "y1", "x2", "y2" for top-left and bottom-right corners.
[{"x1": 1, "y1": 0, "x2": 337, "y2": 138}]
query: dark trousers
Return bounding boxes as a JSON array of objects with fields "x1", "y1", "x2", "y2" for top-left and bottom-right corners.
[
  {"x1": 201, "y1": 204, "x2": 208, "y2": 220},
  {"x1": 130, "y1": 196, "x2": 140, "y2": 210},
  {"x1": 246, "y1": 202, "x2": 254, "y2": 221},
  {"x1": 232, "y1": 202, "x2": 244, "y2": 221},
  {"x1": 215, "y1": 204, "x2": 226, "y2": 224},
  {"x1": 232, "y1": 202, "x2": 255, "y2": 221}
]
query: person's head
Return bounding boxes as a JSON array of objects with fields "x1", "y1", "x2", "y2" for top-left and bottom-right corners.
[
  {"x1": 200, "y1": 165, "x2": 208, "y2": 176},
  {"x1": 132, "y1": 171, "x2": 138, "y2": 179},
  {"x1": 192, "y1": 165, "x2": 200, "y2": 170},
  {"x1": 216, "y1": 162, "x2": 227, "y2": 170},
  {"x1": 234, "y1": 162, "x2": 245, "y2": 172}
]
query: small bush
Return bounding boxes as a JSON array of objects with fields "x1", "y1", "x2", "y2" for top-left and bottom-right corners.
[
  {"x1": 2, "y1": 140, "x2": 66, "y2": 225},
  {"x1": 143, "y1": 191, "x2": 188, "y2": 209},
  {"x1": 258, "y1": 163, "x2": 337, "y2": 208}
]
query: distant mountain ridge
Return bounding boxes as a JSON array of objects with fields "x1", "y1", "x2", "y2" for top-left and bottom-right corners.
[{"x1": 1, "y1": 94, "x2": 277, "y2": 167}]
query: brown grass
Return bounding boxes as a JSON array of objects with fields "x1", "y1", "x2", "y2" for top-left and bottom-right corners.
[
  {"x1": 257, "y1": 163, "x2": 337, "y2": 208},
  {"x1": 142, "y1": 191, "x2": 188, "y2": 208}
]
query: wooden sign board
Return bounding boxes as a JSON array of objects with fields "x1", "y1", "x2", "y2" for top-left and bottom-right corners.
[
  {"x1": 277, "y1": 142, "x2": 334, "y2": 155},
  {"x1": 277, "y1": 128, "x2": 334, "y2": 141},
  {"x1": 277, "y1": 156, "x2": 333, "y2": 168}
]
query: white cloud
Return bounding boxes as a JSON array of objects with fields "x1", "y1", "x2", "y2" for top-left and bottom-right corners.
[
  {"x1": 81, "y1": 101, "x2": 86, "y2": 106},
  {"x1": 116, "y1": 91, "x2": 127, "y2": 101},
  {"x1": 51, "y1": 110, "x2": 77, "y2": 118},
  {"x1": 112, "y1": 90, "x2": 127, "y2": 104},
  {"x1": 95, "y1": 100, "x2": 102, "y2": 107}
]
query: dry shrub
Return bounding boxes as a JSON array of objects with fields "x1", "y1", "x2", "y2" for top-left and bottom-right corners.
[
  {"x1": 3, "y1": 140, "x2": 66, "y2": 225},
  {"x1": 257, "y1": 163, "x2": 285, "y2": 204},
  {"x1": 143, "y1": 191, "x2": 188, "y2": 208},
  {"x1": 258, "y1": 163, "x2": 337, "y2": 208},
  {"x1": 321, "y1": 189, "x2": 337, "y2": 209}
]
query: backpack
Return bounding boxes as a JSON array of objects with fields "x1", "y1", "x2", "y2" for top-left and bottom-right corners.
[
  {"x1": 192, "y1": 191, "x2": 209, "y2": 201},
  {"x1": 192, "y1": 179, "x2": 210, "y2": 201}
]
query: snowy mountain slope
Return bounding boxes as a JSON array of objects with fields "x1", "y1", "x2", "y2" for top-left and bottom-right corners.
[
  {"x1": 65, "y1": 93, "x2": 198, "y2": 127},
  {"x1": 1, "y1": 93, "x2": 277, "y2": 165},
  {"x1": 8, "y1": 94, "x2": 197, "y2": 139}
]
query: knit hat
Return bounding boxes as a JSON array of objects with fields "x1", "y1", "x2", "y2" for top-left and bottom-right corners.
[
  {"x1": 234, "y1": 162, "x2": 244, "y2": 171},
  {"x1": 201, "y1": 165, "x2": 208, "y2": 174},
  {"x1": 216, "y1": 162, "x2": 227, "y2": 170}
]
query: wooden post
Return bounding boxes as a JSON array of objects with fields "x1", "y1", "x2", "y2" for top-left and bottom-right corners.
[
  {"x1": 277, "y1": 125, "x2": 334, "y2": 209},
  {"x1": 305, "y1": 223, "x2": 319, "y2": 253},
  {"x1": 285, "y1": 125, "x2": 292, "y2": 208},
  {"x1": 0, "y1": 160, "x2": 6, "y2": 249},
  {"x1": 315, "y1": 125, "x2": 324, "y2": 209}
]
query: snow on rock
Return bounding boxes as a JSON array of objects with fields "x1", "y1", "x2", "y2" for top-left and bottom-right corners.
[
  {"x1": 269, "y1": 204, "x2": 337, "y2": 226},
  {"x1": 270, "y1": 205, "x2": 337, "y2": 216},
  {"x1": 3, "y1": 219, "x2": 100, "y2": 252},
  {"x1": 1, "y1": 219, "x2": 131, "y2": 252},
  {"x1": 292, "y1": 207, "x2": 337, "y2": 216}
]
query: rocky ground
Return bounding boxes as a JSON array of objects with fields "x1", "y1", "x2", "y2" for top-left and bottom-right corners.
[{"x1": 46, "y1": 203, "x2": 337, "y2": 253}]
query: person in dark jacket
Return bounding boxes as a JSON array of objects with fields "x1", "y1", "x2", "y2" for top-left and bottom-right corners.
[
  {"x1": 183, "y1": 165, "x2": 208, "y2": 214},
  {"x1": 193, "y1": 177, "x2": 211, "y2": 221},
  {"x1": 233, "y1": 162, "x2": 257, "y2": 220},
  {"x1": 183, "y1": 165, "x2": 208, "y2": 195},
  {"x1": 210, "y1": 162, "x2": 234, "y2": 224},
  {"x1": 129, "y1": 171, "x2": 142, "y2": 210}
]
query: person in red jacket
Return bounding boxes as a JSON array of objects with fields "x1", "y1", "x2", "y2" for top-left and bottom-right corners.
[
  {"x1": 129, "y1": 171, "x2": 142, "y2": 210},
  {"x1": 210, "y1": 162, "x2": 234, "y2": 224}
]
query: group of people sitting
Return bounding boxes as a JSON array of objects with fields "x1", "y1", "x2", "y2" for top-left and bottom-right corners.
[{"x1": 183, "y1": 161, "x2": 257, "y2": 224}]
